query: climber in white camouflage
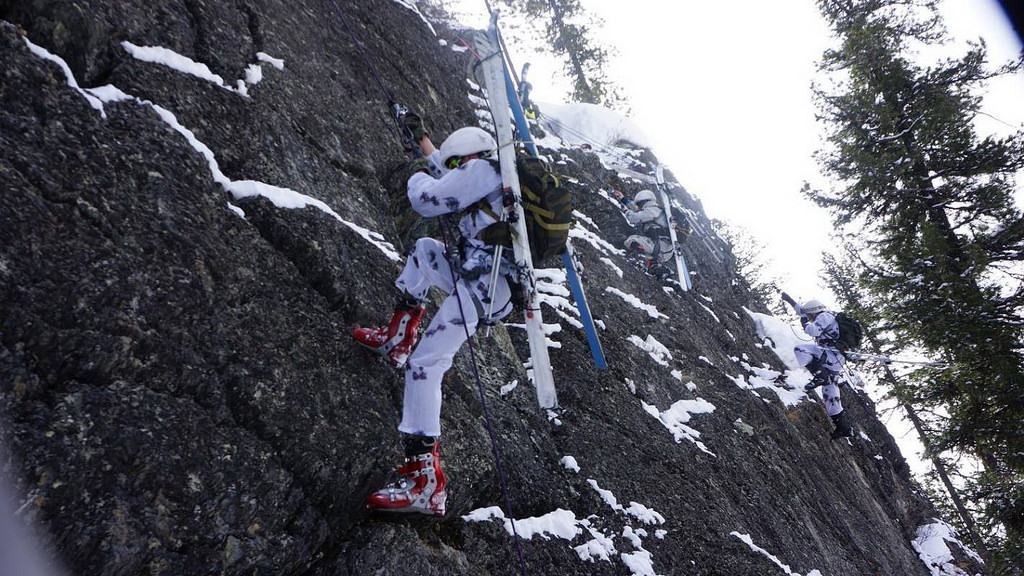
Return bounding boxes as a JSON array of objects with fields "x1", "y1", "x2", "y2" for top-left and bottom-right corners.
[
  {"x1": 612, "y1": 189, "x2": 674, "y2": 278},
  {"x1": 785, "y1": 294, "x2": 853, "y2": 439},
  {"x1": 353, "y1": 121, "x2": 513, "y2": 516}
]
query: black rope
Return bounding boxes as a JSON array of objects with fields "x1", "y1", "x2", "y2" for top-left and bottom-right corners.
[
  {"x1": 437, "y1": 218, "x2": 530, "y2": 576},
  {"x1": 324, "y1": 0, "x2": 414, "y2": 148},
  {"x1": 456, "y1": 13, "x2": 534, "y2": 572},
  {"x1": 536, "y1": 112, "x2": 644, "y2": 167},
  {"x1": 493, "y1": 22, "x2": 522, "y2": 89},
  {"x1": 326, "y1": 0, "x2": 396, "y2": 102}
]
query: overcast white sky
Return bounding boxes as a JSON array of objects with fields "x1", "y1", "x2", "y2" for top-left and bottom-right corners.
[
  {"x1": 435, "y1": 0, "x2": 1023, "y2": 479},
  {"x1": 447, "y1": 0, "x2": 1024, "y2": 305}
]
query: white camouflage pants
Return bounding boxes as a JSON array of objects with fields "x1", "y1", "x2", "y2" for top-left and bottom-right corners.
[
  {"x1": 395, "y1": 238, "x2": 512, "y2": 437},
  {"x1": 794, "y1": 344, "x2": 845, "y2": 417},
  {"x1": 625, "y1": 235, "x2": 674, "y2": 265}
]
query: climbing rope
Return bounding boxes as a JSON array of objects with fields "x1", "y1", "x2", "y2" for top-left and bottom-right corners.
[
  {"x1": 437, "y1": 218, "x2": 529, "y2": 575},
  {"x1": 535, "y1": 112, "x2": 645, "y2": 166},
  {"x1": 325, "y1": 2, "x2": 529, "y2": 572},
  {"x1": 323, "y1": 0, "x2": 413, "y2": 148},
  {"x1": 470, "y1": 0, "x2": 641, "y2": 169},
  {"x1": 788, "y1": 322, "x2": 815, "y2": 343}
]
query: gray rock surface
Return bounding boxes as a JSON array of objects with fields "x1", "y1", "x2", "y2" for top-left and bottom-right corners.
[{"x1": 0, "y1": 1, "x2": 981, "y2": 575}]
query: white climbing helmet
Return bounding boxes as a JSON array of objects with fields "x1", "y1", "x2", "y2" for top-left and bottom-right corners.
[
  {"x1": 634, "y1": 189, "x2": 657, "y2": 204},
  {"x1": 802, "y1": 299, "x2": 827, "y2": 315},
  {"x1": 439, "y1": 127, "x2": 496, "y2": 167}
]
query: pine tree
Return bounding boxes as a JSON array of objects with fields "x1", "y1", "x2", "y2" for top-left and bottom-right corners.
[
  {"x1": 808, "y1": 1, "x2": 1024, "y2": 571},
  {"x1": 714, "y1": 221, "x2": 783, "y2": 310},
  {"x1": 822, "y1": 251, "x2": 990, "y2": 563},
  {"x1": 495, "y1": 0, "x2": 627, "y2": 109}
]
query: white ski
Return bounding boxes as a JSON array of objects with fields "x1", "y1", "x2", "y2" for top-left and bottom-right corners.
[
  {"x1": 655, "y1": 164, "x2": 692, "y2": 291},
  {"x1": 472, "y1": 20, "x2": 558, "y2": 409}
]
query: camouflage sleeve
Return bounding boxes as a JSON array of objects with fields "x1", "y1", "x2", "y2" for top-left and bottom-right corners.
[
  {"x1": 623, "y1": 203, "x2": 662, "y2": 227},
  {"x1": 407, "y1": 158, "x2": 500, "y2": 217}
]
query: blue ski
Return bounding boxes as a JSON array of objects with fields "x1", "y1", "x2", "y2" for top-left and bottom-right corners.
[{"x1": 500, "y1": 42, "x2": 607, "y2": 370}]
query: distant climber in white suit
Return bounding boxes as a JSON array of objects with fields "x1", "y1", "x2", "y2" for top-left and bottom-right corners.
[{"x1": 784, "y1": 293, "x2": 853, "y2": 440}]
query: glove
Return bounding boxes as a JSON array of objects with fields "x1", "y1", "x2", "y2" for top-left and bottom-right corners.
[
  {"x1": 402, "y1": 111, "x2": 428, "y2": 142},
  {"x1": 407, "y1": 157, "x2": 431, "y2": 180},
  {"x1": 799, "y1": 315, "x2": 809, "y2": 328},
  {"x1": 612, "y1": 191, "x2": 631, "y2": 214}
]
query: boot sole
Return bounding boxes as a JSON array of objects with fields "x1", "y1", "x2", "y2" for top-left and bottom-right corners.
[
  {"x1": 367, "y1": 504, "x2": 444, "y2": 517},
  {"x1": 353, "y1": 340, "x2": 407, "y2": 368}
]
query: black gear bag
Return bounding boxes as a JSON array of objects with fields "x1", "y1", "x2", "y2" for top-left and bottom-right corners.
[{"x1": 834, "y1": 312, "x2": 864, "y2": 352}]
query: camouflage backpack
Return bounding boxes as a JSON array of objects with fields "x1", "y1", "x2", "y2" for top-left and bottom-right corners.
[
  {"x1": 834, "y1": 311, "x2": 864, "y2": 352},
  {"x1": 477, "y1": 154, "x2": 573, "y2": 265}
]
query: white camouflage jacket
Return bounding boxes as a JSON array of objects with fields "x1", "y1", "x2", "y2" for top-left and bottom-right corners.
[
  {"x1": 406, "y1": 153, "x2": 507, "y2": 275},
  {"x1": 796, "y1": 307, "x2": 840, "y2": 345},
  {"x1": 623, "y1": 200, "x2": 668, "y2": 235}
]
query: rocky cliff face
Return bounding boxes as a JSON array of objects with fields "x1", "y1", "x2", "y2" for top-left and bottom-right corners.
[{"x1": 0, "y1": 1, "x2": 977, "y2": 575}]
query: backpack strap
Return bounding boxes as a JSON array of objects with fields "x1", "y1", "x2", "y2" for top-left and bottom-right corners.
[
  {"x1": 459, "y1": 158, "x2": 514, "y2": 247},
  {"x1": 463, "y1": 197, "x2": 513, "y2": 247},
  {"x1": 526, "y1": 205, "x2": 571, "y2": 231},
  {"x1": 467, "y1": 197, "x2": 501, "y2": 222}
]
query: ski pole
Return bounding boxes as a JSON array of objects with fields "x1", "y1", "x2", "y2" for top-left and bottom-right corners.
[
  {"x1": 483, "y1": 244, "x2": 504, "y2": 337},
  {"x1": 484, "y1": 175, "x2": 521, "y2": 335},
  {"x1": 839, "y1": 349, "x2": 947, "y2": 368}
]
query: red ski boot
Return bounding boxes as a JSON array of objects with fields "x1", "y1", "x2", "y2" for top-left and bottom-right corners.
[
  {"x1": 367, "y1": 437, "x2": 447, "y2": 516},
  {"x1": 352, "y1": 304, "x2": 425, "y2": 368}
]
